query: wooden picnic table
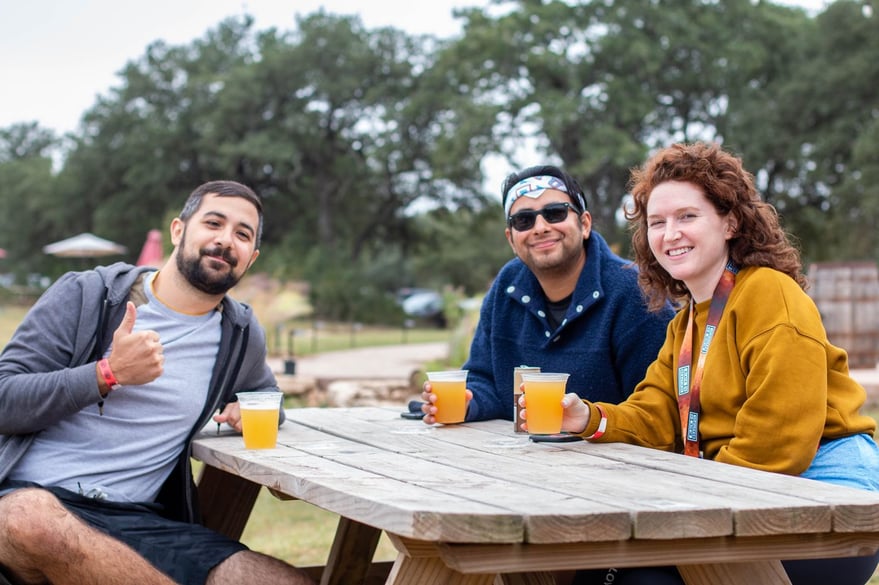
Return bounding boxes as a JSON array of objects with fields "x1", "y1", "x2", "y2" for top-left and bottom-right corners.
[{"x1": 192, "y1": 406, "x2": 879, "y2": 585}]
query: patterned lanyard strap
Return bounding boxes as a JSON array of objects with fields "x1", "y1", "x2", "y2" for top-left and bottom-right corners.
[{"x1": 677, "y1": 260, "x2": 739, "y2": 457}]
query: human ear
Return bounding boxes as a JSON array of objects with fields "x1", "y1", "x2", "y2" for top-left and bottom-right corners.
[
  {"x1": 170, "y1": 218, "x2": 185, "y2": 246},
  {"x1": 580, "y1": 211, "x2": 592, "y2": 239},
  {"x1": 724, "y1": 213, "x2": 738, "y2": 239}
]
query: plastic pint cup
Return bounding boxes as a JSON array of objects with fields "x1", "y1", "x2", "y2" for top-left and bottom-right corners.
[
  {"x1": 237, "y1": 391, "x2": 283, "y2": 449},
  {"x1": 521, "y1": 373, "x2": 569, "y2": 434},
  {"x1": 426, "y1": 370, "x2": 468, "y2": 424}
]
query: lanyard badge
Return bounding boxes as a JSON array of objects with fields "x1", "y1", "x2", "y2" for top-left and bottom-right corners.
[{"x1": 677, "y1": 260, "x2": 738, "y2": 457}]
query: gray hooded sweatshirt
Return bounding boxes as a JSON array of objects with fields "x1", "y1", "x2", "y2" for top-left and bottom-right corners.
[{"x1": 0, "y1": 262, "x2": 279, "y2": 522}]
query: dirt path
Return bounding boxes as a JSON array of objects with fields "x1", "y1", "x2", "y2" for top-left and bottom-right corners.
[{"x1": 268, "y1": 341, "x2": 449, "y2": 380}]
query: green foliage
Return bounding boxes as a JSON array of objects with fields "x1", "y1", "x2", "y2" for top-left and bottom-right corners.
[
  {"x1": 2, "y1": 1, "x2": 879, "y2": 302},
  {"x1": 0, "y1": 138, "x2": 58, "y2": 276},
  {"x1": 410, "y1": 205, "x2": 511, "y2": 295},
  {"x1": 790, "y1": 0, "x2": 879, "y2": 263},
  {"x1": 302, "y1": 247, "x2": 408, "y2": 325},
  {"x1": 0, "y1": 123, "x2": 56, "y2": 161}
]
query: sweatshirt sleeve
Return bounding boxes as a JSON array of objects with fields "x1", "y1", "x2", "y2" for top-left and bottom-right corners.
[
  {"x1": 236, "y1": 313, "x2": 285, "y2": 425},
  {"x1": 712, "y1": 324, "x2": 826, "y2": 474},
  {"x1": 0, "y1": 273, "x2": 106, "y2": 434}
]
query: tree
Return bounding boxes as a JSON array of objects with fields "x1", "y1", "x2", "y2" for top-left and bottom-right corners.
[
  {"x1": 0, "y1": 123, "x2": 59, "y2": 277},
  {"x1": 436, "y1": 0, "x2": 790, "y2": 246},
  {"x1": 8, "y1": 1, "x2": 879, "y2": 315},
  {"x1": 783, "y1": 0, "x2": 879, "y2": 262},
  {"x1": 55, "y1": 16, "x2": 260, "y2": 258},
  {"x1": 0, "y1": 123, "x2": 56, "y2": 161}
]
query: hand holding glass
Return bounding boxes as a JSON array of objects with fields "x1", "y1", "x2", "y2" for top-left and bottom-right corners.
[
  {"x1": 521, "y1": 373, "x2": 569, "y2": 434},
  {"x1": 237, "y1": 391, "x2": 283, "y2": 449},
  {"x1": 426, "y1": 370, "x2": 468, "y2": 424}
]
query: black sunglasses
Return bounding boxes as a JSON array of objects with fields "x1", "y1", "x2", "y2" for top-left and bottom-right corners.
[{"x1": 507, "y1": 202, "x2": 576, "y2": 231}]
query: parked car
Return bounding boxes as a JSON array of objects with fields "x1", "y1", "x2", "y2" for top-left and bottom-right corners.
[{"x1": 396, "y1": 288, "x2": 446, "y2": 327}]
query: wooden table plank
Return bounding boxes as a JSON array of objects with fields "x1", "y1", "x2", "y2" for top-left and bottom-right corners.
[
  {"x1": 284, "y1": 407, "x2": 847, "y2": 540},
  {"x1": 432, "y1": 533, "x2": 879, "y2": 573},
  {"x1": 192, "y1": 407, "x2": 879, "y2": 585},
  {"x1": 678, "y1": 561, "x2": 791, "y2": 585},
  {"x1": 193, "y1": 430, "x2": 526, "y2": 543},
  {"x1": 387, "y1": 536, "x2": 496, "y2": 585},
  {"x1": 282, "y1": 422, "x2": 632, "y2": 543},
  {"x1": 496, "y1": 573, "x2": 557, "y2": 585},
  {"x1": 541, "y1": 438, "x2": 879, "y2": 533}
]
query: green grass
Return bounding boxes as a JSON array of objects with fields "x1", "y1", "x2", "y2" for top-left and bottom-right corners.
[
  {"x1": 239, "y1": 491, "x2": 399, "y2": 567},
  {"x1": 0, "y1": 305, "x2": 29, "y2": 349}
]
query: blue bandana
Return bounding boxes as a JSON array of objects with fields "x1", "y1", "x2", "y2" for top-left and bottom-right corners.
[{"x1": 504, "y1": 175, "x2": 569, "y2": 217}]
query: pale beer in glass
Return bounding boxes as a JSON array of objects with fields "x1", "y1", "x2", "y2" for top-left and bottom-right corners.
[
  {"x1": 426, "y1": 370, "x2": 468, "y2": 424},
  {"x1": 237, "y1": 391, "x2": 283, "y2": 449},
  {"x1": 521, "y1": 373, "x2": 569, "y2": 434}
]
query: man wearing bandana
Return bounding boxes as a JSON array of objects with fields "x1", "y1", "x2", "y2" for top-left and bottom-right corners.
[
  {"x1": 422, "y1": 164, "x2": 674, "y2": 424},
  {"x1": 421, "y1": 164, "x2": 679, "y2": 584}
]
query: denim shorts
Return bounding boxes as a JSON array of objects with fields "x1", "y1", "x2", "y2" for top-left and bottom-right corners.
[
  {"x1": 801, "y1": 433, "x2": 879, "y2": 492},
  {"x1": 0, "y1": 480, "x2": 247, "y2": 585}
]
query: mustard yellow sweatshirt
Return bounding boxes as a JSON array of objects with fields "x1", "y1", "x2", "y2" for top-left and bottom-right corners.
[{"x1": 579, "y1": 266, "x2": 876, "y2": 475}]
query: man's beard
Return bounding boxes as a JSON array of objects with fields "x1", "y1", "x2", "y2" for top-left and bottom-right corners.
[
  {"x1": 521, "y1": 234, "x2": 586, "y2": 278},
  {"x1": 176, "y1": 235, "x2": 242, "y2": 295}
]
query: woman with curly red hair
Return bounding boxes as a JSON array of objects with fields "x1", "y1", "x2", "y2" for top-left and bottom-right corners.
[{"x1": 529, "y1": 142, "x2": 879, "y2": 585}]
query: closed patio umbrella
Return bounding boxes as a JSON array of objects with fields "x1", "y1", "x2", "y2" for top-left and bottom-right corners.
[{"x1": 136, "y1": 229, "x2": 164, "y2": 267}]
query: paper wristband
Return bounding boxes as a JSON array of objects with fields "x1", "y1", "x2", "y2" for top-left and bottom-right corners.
[{"x1": 98, "y1": 358, "x2": 122, "y2": 392}]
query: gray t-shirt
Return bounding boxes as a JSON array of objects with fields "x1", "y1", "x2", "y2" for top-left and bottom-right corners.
[{"x1": 9, "y1": 271, "x2": 222, "y2": 502}]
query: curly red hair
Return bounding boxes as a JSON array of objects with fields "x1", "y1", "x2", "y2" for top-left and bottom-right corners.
[{"x1": 626, "y1": 142, "x2": 807, "y2": 311}]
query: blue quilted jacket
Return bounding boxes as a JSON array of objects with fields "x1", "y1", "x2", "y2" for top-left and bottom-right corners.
[{"x1": 464, "y1": 233, "x2": 675, "y2": 421}]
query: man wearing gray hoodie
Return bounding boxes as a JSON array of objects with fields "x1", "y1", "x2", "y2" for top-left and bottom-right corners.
[{"x1": 0, "y1": 181, "x2": 314, "y2": 585}]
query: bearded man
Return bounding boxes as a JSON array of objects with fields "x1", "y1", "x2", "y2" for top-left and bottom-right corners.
[{"x1": 0, "y1": 181, "x2": 315, "y2": 585}]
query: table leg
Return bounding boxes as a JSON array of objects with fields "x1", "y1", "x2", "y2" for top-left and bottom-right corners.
[
  {"x1": 678, "y1": 561, "x2": 791, "y2": 585},
  {"x1": 320, "y1": 517, "x2": 382, "y2": 585},
  {"x1": 386, "y1": 554, "x2": 496, "y2": 585},
  {"x1": 196, "y1": 465, "x2": 261, "y2": 539},
  {"x1": 386, "y1": 535, "x2": 495, "y2": 585}
]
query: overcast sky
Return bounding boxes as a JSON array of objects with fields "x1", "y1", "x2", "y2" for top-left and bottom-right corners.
[
  {"x1": 0, "y1": 0, "x2": 827, "y2": 137},
  {"x1": 0, "y1": 0, "x2": 484, "y2": 135}
]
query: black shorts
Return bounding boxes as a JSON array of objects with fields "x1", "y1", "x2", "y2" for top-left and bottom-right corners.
[{"x1": 0, "y1": 481, "x2": 247, "y2": 585}]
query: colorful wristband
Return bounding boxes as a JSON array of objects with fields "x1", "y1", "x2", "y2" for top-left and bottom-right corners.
[
  {"x1": 97, "y1": 358, "x2": 122, "y2": 392},
  {"x1": 584, "y1": 403, "x2": 607, "y2": 440}
]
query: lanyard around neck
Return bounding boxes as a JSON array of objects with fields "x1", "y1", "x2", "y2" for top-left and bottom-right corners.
[{"x1": 677, "y1": 260, "x2": 739, "y2": 457}]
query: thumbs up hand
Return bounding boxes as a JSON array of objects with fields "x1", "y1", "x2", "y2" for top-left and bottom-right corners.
[{"x1": 106, "y1": 301, "x2": 164, "y2": 386}]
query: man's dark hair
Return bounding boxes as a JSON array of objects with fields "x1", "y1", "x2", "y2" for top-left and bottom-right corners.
[
  {"x1": 180, "y1": 180, "x2": 264, "y2": 247},
  {"x1": 501, "y1": 164, "x2": 588, "y2": 214}
]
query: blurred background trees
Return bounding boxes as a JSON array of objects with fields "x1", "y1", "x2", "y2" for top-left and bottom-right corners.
[{"x1": 1, "y1": 0, "x2": 877, "y2": 323}]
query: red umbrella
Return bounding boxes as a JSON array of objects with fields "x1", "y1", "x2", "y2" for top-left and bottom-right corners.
[{"x1": 136, "y1": 229, "x2": 164, "y2": 267}]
